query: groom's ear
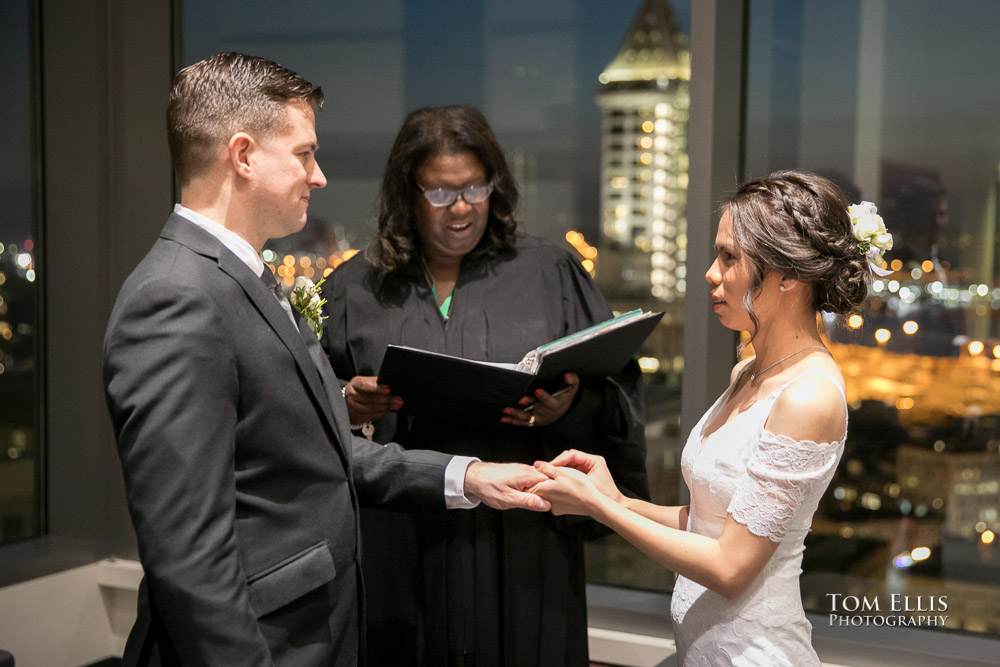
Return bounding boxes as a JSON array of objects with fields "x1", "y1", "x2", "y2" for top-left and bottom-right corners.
[{"x1": 229, "y1": 132, "x2": 255, "y2": 179}]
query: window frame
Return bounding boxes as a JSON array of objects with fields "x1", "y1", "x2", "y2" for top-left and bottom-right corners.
[
  {"x1": 0, "y1": 0, "x2": 45, "y2": 549},
  {"x1": 0, "y1": 0, "x2": 172, "y2": 587},
  {"x1": 2, "y1": 1, "x2": 999, "y2": 663},
  {"x1": 589, "y1": 1, "x2": 1000, "y2": 663}
]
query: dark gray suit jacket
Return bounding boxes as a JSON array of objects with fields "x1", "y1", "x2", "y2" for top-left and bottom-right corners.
[{"x1": 104, "y1": 214, "x2": 452, "y2": 666}]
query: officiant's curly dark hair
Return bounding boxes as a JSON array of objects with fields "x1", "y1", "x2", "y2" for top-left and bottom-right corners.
[{"x1": 368, "y1": 105, "x2": 519, "y2": 276}]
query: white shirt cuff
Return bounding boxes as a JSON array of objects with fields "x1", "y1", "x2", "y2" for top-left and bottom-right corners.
[{"x1": 444, "y1": 456, "x2": 481, "y2": 510}]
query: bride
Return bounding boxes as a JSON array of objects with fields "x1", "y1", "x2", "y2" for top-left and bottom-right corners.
[{"x1": 533, "y1": 171, "x2": 888, "y2": 666}]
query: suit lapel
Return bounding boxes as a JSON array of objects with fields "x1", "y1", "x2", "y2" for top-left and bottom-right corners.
[
  {"x1": 296, "y1": 315, "x2": 355, "y2": 468},
  {"x1": 161, "y1": 215, "x2": 350, "y2": 464}
]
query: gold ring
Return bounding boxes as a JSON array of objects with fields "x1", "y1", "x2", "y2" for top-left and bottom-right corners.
[{"x1": 527, "y1": 415, "x2": 536, "y2": 427}]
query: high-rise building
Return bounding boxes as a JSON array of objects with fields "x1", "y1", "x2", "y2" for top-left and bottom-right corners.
[{"x1": 595, "y1": 0, "x2": 690, "y2": 303}]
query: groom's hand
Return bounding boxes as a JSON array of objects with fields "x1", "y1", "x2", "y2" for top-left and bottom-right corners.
[{"x1": 464, "y1": 462, "x2": 551, "y2": 512}]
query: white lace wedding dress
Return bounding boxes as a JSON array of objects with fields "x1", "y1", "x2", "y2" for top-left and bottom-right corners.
[{"x1": 670, "y1": 367, "x2": 846, "y2": 666}]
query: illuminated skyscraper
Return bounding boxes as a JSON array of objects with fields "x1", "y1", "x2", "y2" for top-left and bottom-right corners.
[{"x1": 596, "y1": 0, "x2": 690, "y2": 302}]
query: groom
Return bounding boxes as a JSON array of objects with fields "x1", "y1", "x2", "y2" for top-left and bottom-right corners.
[{"x1": 104, "y1": 52, "x2": 549, "y2": 666}]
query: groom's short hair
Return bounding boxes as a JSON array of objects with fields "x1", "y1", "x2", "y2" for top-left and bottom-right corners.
[{"x1": 167, "y1": 52, "x2": 324, "y2": 186}]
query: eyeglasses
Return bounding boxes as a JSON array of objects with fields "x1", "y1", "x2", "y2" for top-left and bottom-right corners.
[{"x1": 415, "y1": 182, "x2": 493, "y2": 208}]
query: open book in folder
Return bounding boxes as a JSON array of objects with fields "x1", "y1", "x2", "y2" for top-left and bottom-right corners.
[{"x1": 376, "y1": 309, "x2": 663, "y2": 424}]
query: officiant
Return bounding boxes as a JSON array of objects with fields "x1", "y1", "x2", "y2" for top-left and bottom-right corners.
[{"x1": 322, "y1": 104, "x2": 649, "y2": 666}]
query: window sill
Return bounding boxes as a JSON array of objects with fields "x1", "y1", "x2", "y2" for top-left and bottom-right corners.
[
  {"x1": 0, "y1": 535, "x2": 103, "y2": 589},
  {"x1": 585, "y1": 583, "x2": 1000, "y2": 667}
]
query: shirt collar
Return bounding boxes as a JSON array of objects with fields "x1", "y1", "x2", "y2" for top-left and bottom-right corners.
[{"x1": 173, "y1": 203, "x2": 265, "y2": 276}]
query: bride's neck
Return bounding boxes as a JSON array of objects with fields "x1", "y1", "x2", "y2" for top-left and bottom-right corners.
[{"x1": 750, "y1": 315, "x2": 823, "y2": 368}]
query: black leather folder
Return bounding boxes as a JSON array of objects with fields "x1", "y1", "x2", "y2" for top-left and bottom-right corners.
[{"x1": 376, "y1": 310, "x2": 663, "y2": 424}]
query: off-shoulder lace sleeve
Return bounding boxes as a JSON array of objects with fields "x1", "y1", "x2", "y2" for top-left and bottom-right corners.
[{"x1": 727, "y1": 429, "x2": 843, "y2": 542}]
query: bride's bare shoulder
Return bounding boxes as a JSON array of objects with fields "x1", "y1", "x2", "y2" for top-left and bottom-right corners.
[{"x1": 767, "y1": 368, "x2": 847, "y2": 444}]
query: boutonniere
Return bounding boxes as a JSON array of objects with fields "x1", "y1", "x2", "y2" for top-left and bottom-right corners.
[
  {"x1": 290, "y1": 276, "x2": 328, "y2": 339},
  {"x1": 848, "y1": 201, "x2": 893, "y2": 276}
]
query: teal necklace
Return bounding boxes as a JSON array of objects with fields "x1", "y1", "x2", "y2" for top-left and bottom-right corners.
[
  {"x1": 431, "y1": 285, "x2": 452, "y2": 318},
  {"x1": 421, "y1": 255, "x2": 452, "y2": 319}
]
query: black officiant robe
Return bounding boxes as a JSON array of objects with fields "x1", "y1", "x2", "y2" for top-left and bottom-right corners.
[{"x1": 324, "y1": 234, "x2": 649, "y2": 666}]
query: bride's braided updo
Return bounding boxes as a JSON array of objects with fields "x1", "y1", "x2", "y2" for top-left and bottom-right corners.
[{"x1": 726, "y1": 170, "x2": 871, "y2": 331}]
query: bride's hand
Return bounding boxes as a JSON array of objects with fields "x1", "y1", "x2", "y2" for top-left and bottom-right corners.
[
  {"x1": 531, "y1": 461, "x2": 607, "y2": 517},
  {"x1": 541, "y1": 449, "x2": 625, "y2": 504}
]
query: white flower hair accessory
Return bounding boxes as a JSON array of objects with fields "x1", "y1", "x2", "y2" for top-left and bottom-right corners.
[
  {"x1": 848, "y1": 201, "x2": 893, "y2": 276},
  {"x1": 290, "y1": 275, "x2": 328, "y2": 339}
]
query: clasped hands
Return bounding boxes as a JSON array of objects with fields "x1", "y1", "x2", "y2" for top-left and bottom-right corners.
[
  {"x1": 343, "y1": 373, "x2": 601, "y2": 515},
  {"x1": 462, "y1": 450, "x2": 619, "y2": 516}
]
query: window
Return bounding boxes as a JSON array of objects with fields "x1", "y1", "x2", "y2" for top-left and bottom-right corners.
[
  {"x1": 747, "y1": 0, "x2": 1000, "y2": 636},
  {"x1": 0, "y1": 0, "x2": 40, "y2": 545},
  {"x1": 183, "y1": 0, "x2": 691, "y2": 591}
]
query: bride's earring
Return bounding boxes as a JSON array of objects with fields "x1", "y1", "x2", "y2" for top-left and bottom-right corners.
[{"x1": 779, "y1": 284, "x2": 787, "y2": 292}]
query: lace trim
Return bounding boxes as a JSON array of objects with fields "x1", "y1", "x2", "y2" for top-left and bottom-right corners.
[
  {"x1": 759, "y1": 427, "x2": 845, "y2": 449},
  {"x1": 727, "y1": 429, "x2": 843, "y2": 542}
]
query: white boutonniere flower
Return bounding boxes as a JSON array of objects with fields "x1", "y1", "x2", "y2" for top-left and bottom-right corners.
[
  {"x1": 290, "y1": 275, "x2": 328, "y2": 339},
  {"x1": 848, "y1": 201, "x2": 893, "y2": 274}
]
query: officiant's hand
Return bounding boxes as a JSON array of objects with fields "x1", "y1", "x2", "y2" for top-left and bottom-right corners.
[
  {"x1": 500, "y1": 372, "x2": 579, "y2": 428},
  {"x1": 464, "y1": 462, "x2": 551, "y2": 512},
  {"x1": 343, "y1": 375, "x2": 402, "y2": 424}
]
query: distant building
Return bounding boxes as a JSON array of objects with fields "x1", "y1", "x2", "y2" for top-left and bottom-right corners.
[
  {"x1": 595, "y1": 0, "x2": 690, "y2": 303},
  {"x1": 896, "y1": 445, "x2": 1000, "y2": 539}
]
